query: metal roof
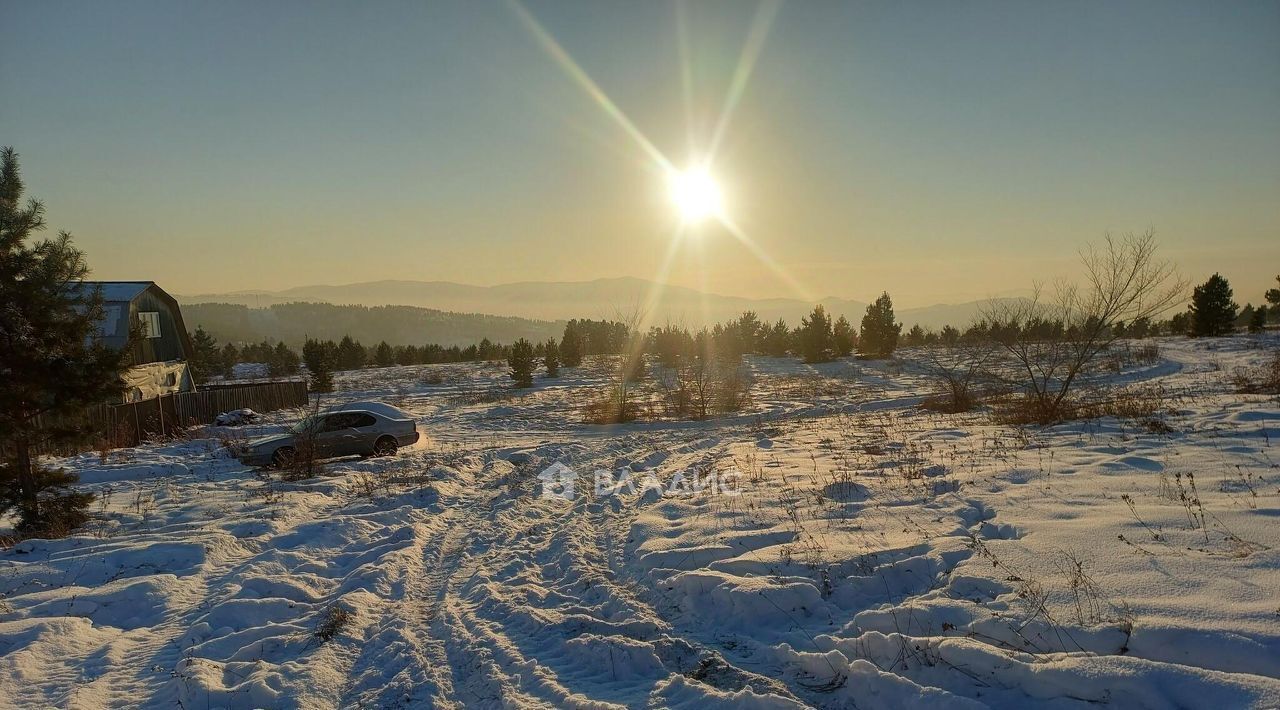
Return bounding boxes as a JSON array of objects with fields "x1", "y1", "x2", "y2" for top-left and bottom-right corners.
[{"x1": 79, "y1": 281, "x2": 153, "y2": 303}]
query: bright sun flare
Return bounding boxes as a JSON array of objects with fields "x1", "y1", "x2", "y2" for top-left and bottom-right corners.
[{"x1": 668, "y1": 167, "x2": 724, "y2": 223}]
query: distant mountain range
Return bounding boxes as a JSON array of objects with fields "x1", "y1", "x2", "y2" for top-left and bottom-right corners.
[{"x1": 177, "y1": 277, "x2": 1001, "y2": 335}]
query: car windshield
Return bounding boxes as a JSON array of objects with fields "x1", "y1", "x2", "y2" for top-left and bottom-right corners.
[{"x1": 291, "y1": 415, "x2": 321, "y2": 433}]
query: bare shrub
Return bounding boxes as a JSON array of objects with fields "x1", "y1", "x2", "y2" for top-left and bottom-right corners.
[
  {"x1": 655, "y1": 333, "x2": 753, "y2": 420},
  {"x1": 248, "y1": 469, "x2": 283, "y2": 506},
  {"x1": 922, "y1": 338, "x2": 997, "y2": 413},
  {"x1": 93, "y1": 422, "x2": 137, "y2": 463},
  {"x1": 277, "y1": 430, "x2": 323, "y2": 481},
  {"x1": 655, "y1": 366, "x2": 692, "y2": 418},
  {"x1": 1172, "y1": 472, "x2": 1208, "y2": 543},
  {"x1": 991, "y1": 385, "x2": 1171, "y2": 429},
  {"x1": 216, "y1": 427, "x2": 250, "y2": 455},
  {"x1": 1230, "y1": 350, "x2": 1280, "y2": 395},
  {"x1": 314, "y1": 605, "x2": 354, "y2": 643},
  {"x1": 982, "y1": 231, "x2": 1185, "y2": 424},
  {"x1": 1053, "y1": 550, "x2": 1131, "y2": 628},
  {"x1": 419, "y1": 369, "x2": 447, "y2": 386},
  {"x1": 1102, "y1": 342, "x2": 1163, "y2": 373},
  {"x1": 586, "y1": 306, "x2": 649, "y2": 424},
  {"x1": 445, "y1": 382, "x2": 514, "y2": 406},
  {"x1": 349, "y1": 472, "x2": 378, "y2": 498},
  {"x1": 584, "y1": 387, "x2": 646, "y2": 424},
  {"x1": 1079, "y1": 384, "x2": 1173, "y2": 424},
  {"x1": 988, "y1": 391, "x2": 1069, "y2": 426},
  {"x1": 279, "y1": 400, "x2": 324, "y2": 481},
  {"x1": 715, "y1": 362, "x2": 752, "y2": 414}
]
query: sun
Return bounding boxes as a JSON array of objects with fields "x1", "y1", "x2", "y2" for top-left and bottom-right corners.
[{"x1": 668, "y1": 167, "x2": 724, "y2": 223}]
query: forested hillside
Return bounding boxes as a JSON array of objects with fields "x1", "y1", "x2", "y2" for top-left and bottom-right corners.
[{"x1": 181, "y1": 302, "x2": 564, "y2": 347}]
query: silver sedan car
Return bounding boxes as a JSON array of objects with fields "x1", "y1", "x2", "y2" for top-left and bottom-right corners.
[{"x1": 236, "y1": 401, "x2": 420, "y2": 468}]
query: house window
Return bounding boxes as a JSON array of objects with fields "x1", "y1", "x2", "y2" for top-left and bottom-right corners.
[{"x1": 138, "y1": 311, "x2": 162, "y2": 338}]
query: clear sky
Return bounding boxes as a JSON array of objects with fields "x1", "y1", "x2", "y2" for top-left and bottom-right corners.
[{"x1": 2, "y1": 0, "x2": 1278, "y2": 307}]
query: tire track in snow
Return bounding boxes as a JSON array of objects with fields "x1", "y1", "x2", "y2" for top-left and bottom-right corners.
[
  {"x1": 338, "y1": 511, "x2": 469, "y2": 708},
  {"x1": 412, "y1": 432, "x2": 804, "y2": 707},
  {"x1": 72, "y1": 470, "x2": 358, "y2": 707}
]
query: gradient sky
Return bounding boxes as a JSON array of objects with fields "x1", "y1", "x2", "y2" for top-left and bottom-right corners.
[{"x1": 2, "y1": 0, "x2": 1278, "y2": 307}]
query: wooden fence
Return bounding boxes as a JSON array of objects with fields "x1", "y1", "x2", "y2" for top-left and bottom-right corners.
[{"x1": 12, "y1": 380, "x2": 310, "y2": 457}]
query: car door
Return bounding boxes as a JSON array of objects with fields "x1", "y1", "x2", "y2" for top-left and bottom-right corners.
[
  {"x1": 312, "y1": 413, "x2": 355, "y2": 458},
  {"x1": 344, "y1": 412, "x2": 380, "y2": 455}
]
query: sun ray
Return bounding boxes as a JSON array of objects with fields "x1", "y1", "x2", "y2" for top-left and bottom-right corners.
[
  {"x1": 719, "y1": 216, "x2": 814, "y2": 303},
  {"x1": 620, "y1": 224, "x2": 688, "y2": 366},
  {"x1": 509, "y1": 0, "x2": 674, "y2": 174},
  {"x1": 640, "y1": 226, "x2": 685, "y2": 321},
  {"x1": 706, "y1": 0, "x2": 781, "y2": 162},
  {"x1": 512, "y1": 0, "x2": 807, "y2": 324},
  {"x1": 696, "y1": 230, "x2": 712, "y2": 328}
]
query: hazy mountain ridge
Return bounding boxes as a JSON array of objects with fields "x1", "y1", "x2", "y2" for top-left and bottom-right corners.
[{"x1": 178, "y1": 277, "x2": 1004, "y2": 334}]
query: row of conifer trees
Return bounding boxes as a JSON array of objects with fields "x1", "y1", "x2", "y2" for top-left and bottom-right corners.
[{"x1": 189, "y1": 272, "x2": 1280, "y2": 392}]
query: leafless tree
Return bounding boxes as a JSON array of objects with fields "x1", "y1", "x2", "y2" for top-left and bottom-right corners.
[
  {"x1": 586, "y1": 304, "x2": 649, "y2": 423},
  {"x1": 279, "y1": 397, "x2": 325, "y2": 481},
  {"x1": 655, "y1": 329, "x2": 752, "y2": 420},
  {"x1": 923, "y1": 334, "x2": 998, "y2": 413},
  {"x1": 981, "y1": 230, "x2": 1186, "y2": 423}
]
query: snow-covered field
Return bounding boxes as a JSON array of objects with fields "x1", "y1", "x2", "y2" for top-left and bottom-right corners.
[{"x1": 2, "y1": 336, "x2": 1278, "y2": 709}]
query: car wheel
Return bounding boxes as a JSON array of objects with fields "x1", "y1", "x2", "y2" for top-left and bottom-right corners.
[
  {"x1": 271, "y1": 446, "x2": 296, "y2": 469},
  {"x1": 373, "y1": 436, "x2": 398, "y2": 457}
]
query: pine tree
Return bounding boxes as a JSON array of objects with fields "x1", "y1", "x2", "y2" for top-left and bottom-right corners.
[
  {"x1": 1262, "y1": 275, "x2": 1280, "y2": 326},
  {"x1": 1236, "y1": 304, "x2": 1256, "y2": 329},
  {"x1": 544, "y1": 338, "x2": 560, "y2": 377},
  {"x1": 761, "y1": 319, "x2": 790, "y2": 357},
  {"x1": 302, "y1": 338, "x2": 337, "y2": 392},
  {"x1": 832, "y1": 316, "x2": 855, "y2": 357},
  {"x1": 903, "y1": 324, "x2": 926, "y2": 347},
  {"x1": 219, "y1": 342, "x2": 239, "y2": 378},
  {"x1": 374, "y1": 341, "x2": 395, "y2": 367},
  {"x1": 336, "y1": 335, "x2": 365, "y2": 371},
  {"x1": 269, "y1": 342, "x2": 301, "y2": 377},
  {"x1": 940, "y1": 325, "x2": 960, "y2": 346},
  {"x1": 859, "y1": 292, "x2": 902, "y2": 358},
  {"x1": 1189, "y1": 274, "x2": 1238, "y2": 337},
  {"x1": 1248, "y1": 307, "x2": 1267, "y2": 333},
  {"x1": 0, "y1": 147, "x2": 130, "y2": 536},
  {"x1": 733, "y1": 311, "x2": 763, "y2": 353},
  {"x1": 797, "y1": 305, "x2": 835, "y2": 363},
  {"x1": 653, "y1": 324, "x2": 695, "y2": 367},
  {"x1": 1167, "y1": 311, "x2": 1192, "y2": 336},
  {"x1": 623, "y1": 348, "x2": 647, "y2": 382},
  {"x1": 189, "y1": 326, "x2": 223, "y2": 384},
  {"x1": 242, "y1": 341, "x2": 271, "y2": 364},
  {"x1": 560, "y1": 322, "x2": 584, "y2": 367},
  {"x1": 508, "y1": 338, "x2": 535, "y2": 387}
]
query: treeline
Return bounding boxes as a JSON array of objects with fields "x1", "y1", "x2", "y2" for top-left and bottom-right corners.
[
  {"x1": 181, "y1": 301, "x2": 562, "y2": 348},
  {"x1": 184, "y1": 319, "x2": 632, "y2": 387},
  {"x1": 187, "y1": 273, "x2": 1280, "y2": 387},
  {"x1": 1167, "y1": 273, "x2": 1279, "y2": 337}
]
